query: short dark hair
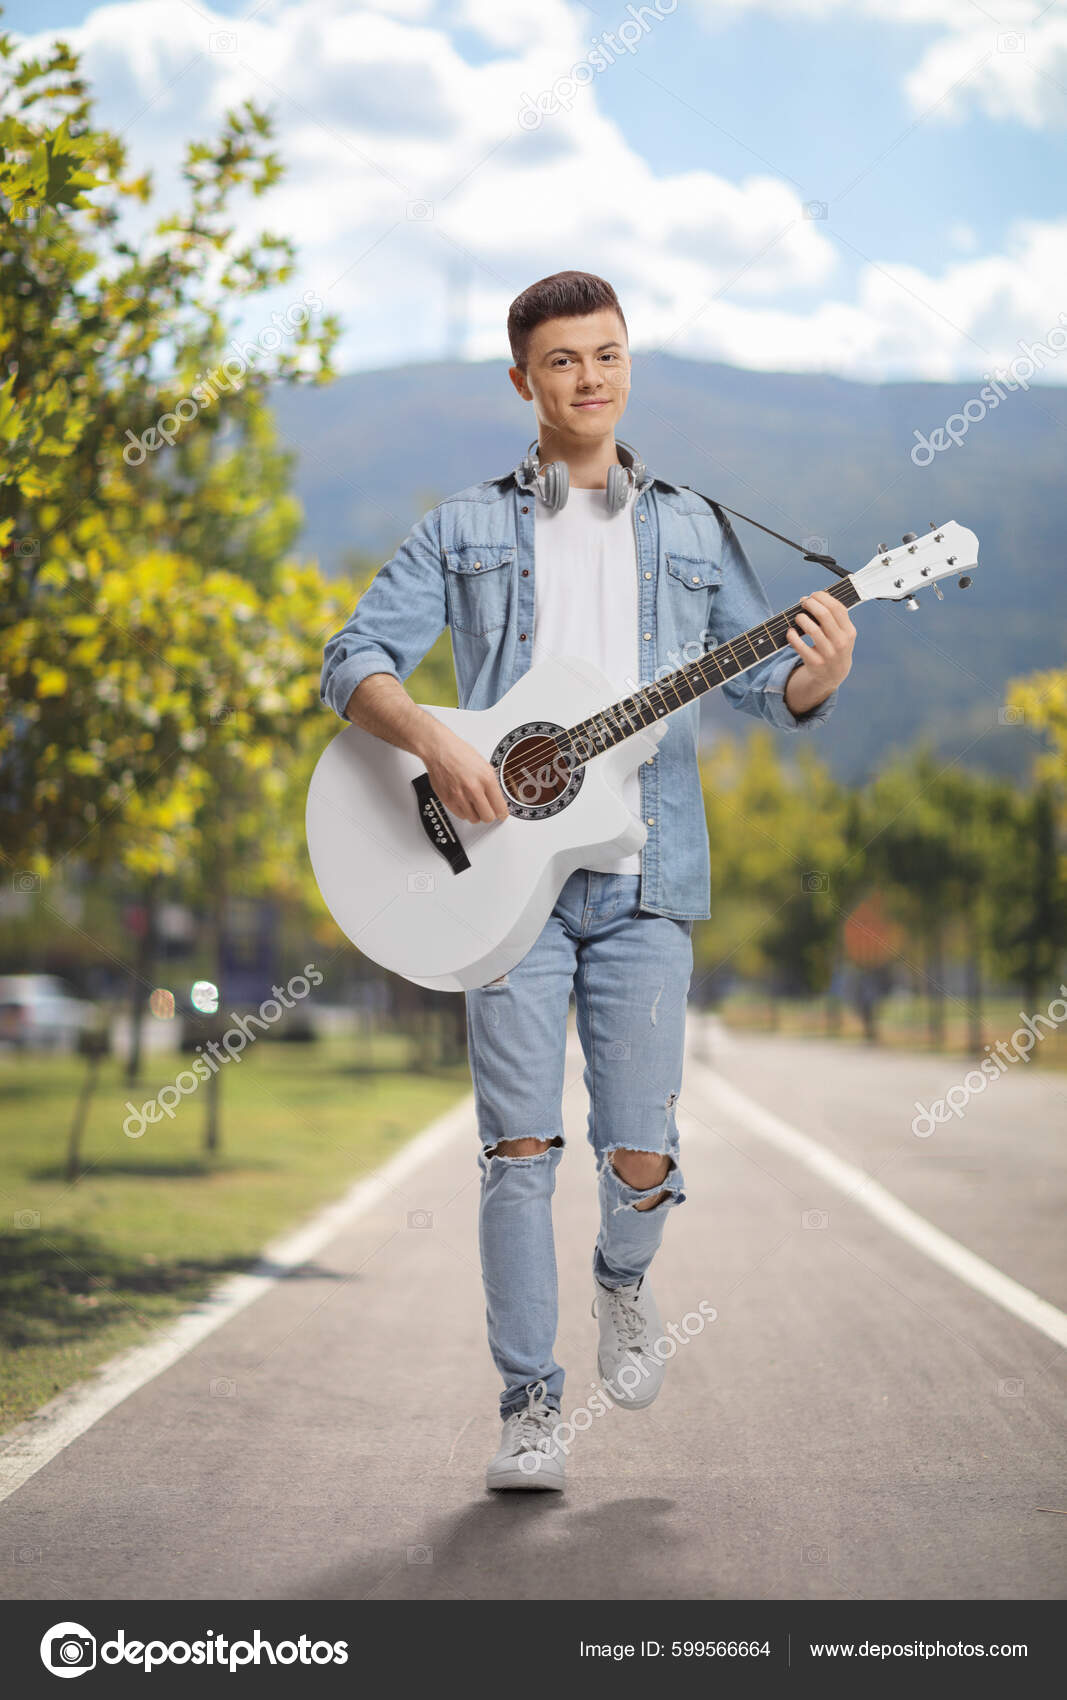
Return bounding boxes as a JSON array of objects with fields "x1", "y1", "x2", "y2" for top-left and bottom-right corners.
[{"x1": 507, "y1": 270, "x2": 627, "y2": 370}]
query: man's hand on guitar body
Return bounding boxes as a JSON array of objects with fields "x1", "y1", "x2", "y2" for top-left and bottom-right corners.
[
  {"x1": 343, "y1": 672, "x2": 509, "y2": 826},
  {"x1": 422, "y1": 724, "x2": 510, "y2": 825}
]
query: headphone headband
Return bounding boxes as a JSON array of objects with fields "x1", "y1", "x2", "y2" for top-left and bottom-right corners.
[{"x1": 519, "y1": 438, "x2": 647, "y2": 514}]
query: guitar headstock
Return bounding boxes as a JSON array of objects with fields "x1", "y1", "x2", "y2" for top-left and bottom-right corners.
[{"x1": 851, "y1": 522, "x2": 980, "y2": 603}]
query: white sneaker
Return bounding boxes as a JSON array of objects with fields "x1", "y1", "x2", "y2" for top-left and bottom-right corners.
[
  {"x1": 485, "y1": 1379, "x2": 566, "y2": 1492},
  {"x1": 593, "y1": 1273, "x2": 666, "y2": 1410}
]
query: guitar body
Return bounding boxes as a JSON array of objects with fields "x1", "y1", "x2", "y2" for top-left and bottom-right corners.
[{"x1": 305, "y1": 655, "x2": 667, "y2": 992}]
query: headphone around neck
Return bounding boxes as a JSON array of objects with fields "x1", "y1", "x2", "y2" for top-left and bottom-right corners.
[{"x1": 518, "y1": 438, "x2": 647, "y2": 515}]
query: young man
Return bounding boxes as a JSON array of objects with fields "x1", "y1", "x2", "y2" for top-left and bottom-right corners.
[{"x1": 320, "y1": 271, "x2": 855, "y2": 1494}]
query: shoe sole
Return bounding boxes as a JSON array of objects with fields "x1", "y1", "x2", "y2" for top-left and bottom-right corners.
[{"x1": 486, "y1": 1465, "x2": 565, "y2": 1492}]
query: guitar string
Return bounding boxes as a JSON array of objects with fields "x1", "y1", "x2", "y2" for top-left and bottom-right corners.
[
  {"x1": 502, "y1": 610, "x2": 829, "y2": 781},
  {"x1": 496, "y1": 582, "x2": 858, "y2": 791},
  {"x1": 550, "y1": 582, "x2": 859, "y2": 763}
]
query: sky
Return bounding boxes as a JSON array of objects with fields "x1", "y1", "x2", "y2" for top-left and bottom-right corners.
[{"x1": 5, "y1": 0, "x2": 1067, "y2": 382}]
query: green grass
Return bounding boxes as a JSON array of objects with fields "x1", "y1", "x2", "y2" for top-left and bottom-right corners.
[{"x1": 0, "y1": 1031, "x2": 471, "y2": 1435}]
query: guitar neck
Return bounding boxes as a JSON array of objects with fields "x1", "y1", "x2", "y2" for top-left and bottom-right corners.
[{"x1": 559, "y1": 577, "x2": 861, "y2": 763}]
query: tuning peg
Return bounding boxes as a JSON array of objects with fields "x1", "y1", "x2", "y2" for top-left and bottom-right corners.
[
  {"x1": 902, "y1": 532, "x2": 917, "y2": 543},
  {"x1": 877, "y1": 542, "x2": 888, "y2": 554},
  {"x1": 905, "y1": 597, "x2": 920, "y2": 611},
  {"x1": 928, "y1": 521, "x2": 937, "y2": 529},
  {"x1": 958, "y1": 575, "x2": 972, "y2": 589},
  {"x1": 932, "y1": 583, "x2": 944, "y2": 601}
]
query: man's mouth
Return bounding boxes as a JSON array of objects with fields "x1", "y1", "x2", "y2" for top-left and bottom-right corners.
[{"x1": 572, "y1": 399, "x2": 609, "y2": 408}]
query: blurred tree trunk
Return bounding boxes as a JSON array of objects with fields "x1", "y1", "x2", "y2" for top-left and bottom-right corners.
[
  {"x1": 963, "y1": 905, "x2": 984, "y2": 1056},
  {"x1": 66, "y1": 1031, "x2": 109, "y2": 1182},
  {"x1": 925, "y1": 925, "x2": 945, "y2": 1050},
  {"x1": 204, "y1": 866, "x2": 227, "y2": 1155},
  {"x1": 125, "y1": 874, "x2": 160, "y2": 1084}
]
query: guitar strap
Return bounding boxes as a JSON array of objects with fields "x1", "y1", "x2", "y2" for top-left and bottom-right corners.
[{"x1": 676, "y1": 486, "x2": 850, "y2": 580}]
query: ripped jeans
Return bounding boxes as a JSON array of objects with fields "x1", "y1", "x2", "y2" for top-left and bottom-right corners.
[{"x1": 464, "y1": 869, "x2": 694, "y2": 1420}]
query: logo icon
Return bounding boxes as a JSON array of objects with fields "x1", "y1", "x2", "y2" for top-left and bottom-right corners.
[{"x1": 41, "y1": 1623, "x2": 96, "y2": 1678}]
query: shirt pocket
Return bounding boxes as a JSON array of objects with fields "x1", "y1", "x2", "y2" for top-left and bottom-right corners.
[
  {"x1": 442, "y1": 543, "x2": 516, "y2": 634},
  {"x1": 662, "y1": 553, "x2": 722, "y2": 653}
]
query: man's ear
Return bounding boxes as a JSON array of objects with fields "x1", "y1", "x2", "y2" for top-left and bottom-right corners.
[{"x1": 508, "y1": 364, "x2": 532, "y2": 401}]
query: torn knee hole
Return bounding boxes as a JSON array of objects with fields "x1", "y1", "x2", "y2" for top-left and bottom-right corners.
[
  {"x1": 606, "y1": 1145, "x2": 676, "y2": 1174},
  {"x1": 485, "y1": 1135, "x2": 563, "y2": 1159}
]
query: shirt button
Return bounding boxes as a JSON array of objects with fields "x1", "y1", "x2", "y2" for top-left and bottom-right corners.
[
  {"x1": 473, "y1": 562, "x2": 481, "y2": 570},
  {"x1": 645, "y1": 756, "x2": 654, "y2": 765},
  {"x1": 521, "y1": 506, "x2": 529, "y2": 513},
  {"x1": 639, "y1": 514, "x2": 647, "y2": 522},
  {"x1": 644, "y1": 570, "x2": 652, "y2": 579},
  {"x1": 521, "y1": 568, "x2": 529, "y2": 576},
  {"x1": 646, "y1": 816, "x2": 655, "y2": 825},
  {"x1": 691, "y1": 575, "x2": 700, "y2": 583},
  {"x1": 519, "y1": 632, "x2": 527, "y2": 641},
  {"x1": 643, "y1": 632, "x2": 651, "y2": 640}
]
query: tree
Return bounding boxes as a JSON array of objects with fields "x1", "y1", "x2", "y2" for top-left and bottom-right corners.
[
  {"x1": 860, "y1": 752, "x2": 1016, "y2": 1053},
  {"x1": 1, "y1": 26, "x2": 351, "y2": 1146},
  {"x1": 698, "y1": 729, "x2": 849, "y2": 1014},
  {"x1": 2, "y1": 30, "x2": 338, "y2": 865}
]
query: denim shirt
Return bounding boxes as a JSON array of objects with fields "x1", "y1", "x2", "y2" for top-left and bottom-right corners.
[{"x1": 319, "y1": 449, "x2": 837, "y2": 921}]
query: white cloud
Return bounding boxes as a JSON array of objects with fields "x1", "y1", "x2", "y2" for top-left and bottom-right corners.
[
  {"x1": 9, "y1": 1, "x2": 1067, "y2": 382},
  {"x1": 905, "y1": 18, "x2": 1067, "y2": 129},
  {"x1": 687, "y1": 0, "x2": 1067, "y2": 128},
  {"x1": 677, "y1": 219, "x2": 1067, "y2": 382}
]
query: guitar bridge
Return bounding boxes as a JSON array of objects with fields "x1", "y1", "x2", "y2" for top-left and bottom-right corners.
[{"x1": 411, "y1": 772, "x2": 471, "y2": 874}]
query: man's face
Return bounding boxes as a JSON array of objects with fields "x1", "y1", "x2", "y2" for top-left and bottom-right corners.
[{"x1": 509, "y1": 307, "x2": 630, "y2": 451}]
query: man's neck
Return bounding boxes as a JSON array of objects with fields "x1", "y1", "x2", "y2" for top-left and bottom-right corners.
[{"x1": 538, "y1": 434, "x2": 622, "y2": 491}]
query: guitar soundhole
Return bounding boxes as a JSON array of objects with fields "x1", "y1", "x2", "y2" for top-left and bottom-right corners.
[
  {"x1": 491, "y1": 722, "x2": 583, "y2": 819},
  {"x1": 500, "y1": 735, "x2": 570, "y2": 805}
]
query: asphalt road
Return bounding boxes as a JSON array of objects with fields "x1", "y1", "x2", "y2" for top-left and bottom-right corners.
[{"x1": 1, "y1": 1020, "x2": 1064, "y2": 1601}]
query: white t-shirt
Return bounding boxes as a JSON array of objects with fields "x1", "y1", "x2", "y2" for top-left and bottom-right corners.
[{"x1": 531, "y1": 484, "x2": 643, "y2": 875}]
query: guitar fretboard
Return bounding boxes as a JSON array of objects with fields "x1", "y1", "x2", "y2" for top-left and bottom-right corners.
[{"x1": 556, "y1": 577, "x2": 860, "y2": 764}]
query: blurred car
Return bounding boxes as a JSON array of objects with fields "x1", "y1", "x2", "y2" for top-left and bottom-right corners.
[{"x1": 0, "y1": 974, "x2": 93, "y2": 1052}]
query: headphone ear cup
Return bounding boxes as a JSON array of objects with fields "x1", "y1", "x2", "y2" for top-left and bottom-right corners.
[
  {"x1": 542, "y1": 458, "x2": 569, "y2": 511},
  {"x1": 605, "y1": 462, "x2": 630, "y2": 515}
]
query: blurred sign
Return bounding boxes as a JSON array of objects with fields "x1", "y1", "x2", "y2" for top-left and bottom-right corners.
[
  {"x1": 122, "y1": 903, "x2": 149, "y2": 939},
  {"x1": 843, "y1": 892, "x2": 905, "y2": 968}
]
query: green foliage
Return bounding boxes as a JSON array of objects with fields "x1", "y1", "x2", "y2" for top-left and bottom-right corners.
[
  {"x1": 699, "y1": 730, "x2": 850, "y2": 993},
  {"x1": 0, "y1": 28, "x2": 343, "y2": 898},
  {"x1": 699, "y1": 724, "x2": 1067, "y2": 1016}
]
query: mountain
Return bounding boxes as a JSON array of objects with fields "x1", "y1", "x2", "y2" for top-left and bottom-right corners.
[{"x1": 271, "y1": 353, "x2": 1067, "y2": 783}]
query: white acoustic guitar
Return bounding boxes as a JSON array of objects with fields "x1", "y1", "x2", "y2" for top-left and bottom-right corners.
[{"x1": 306, "y1": 522, "x2": 979, "y2": 992}]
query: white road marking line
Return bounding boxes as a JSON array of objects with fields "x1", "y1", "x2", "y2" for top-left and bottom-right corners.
[
  {"x1": 685, "y1": 1058, "x2": 1067, "y2": 1351},
  {"x1": 0, "y1": 1094, "x2": 474, "y2": 1504}
]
